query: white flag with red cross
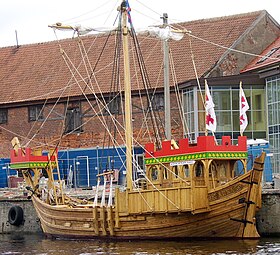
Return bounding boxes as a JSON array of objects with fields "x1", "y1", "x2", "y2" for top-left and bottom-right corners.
[
  {"x1": 205, "y1": 81, "x2": 217, "y2": 132},
  {"x1": 239, "y1": 82, "x2": 249, "y2": 135}
]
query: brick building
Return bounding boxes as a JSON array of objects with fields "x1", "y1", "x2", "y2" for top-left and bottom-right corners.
[{"x1": 0, "y1": 10, "x2": 279, "y2": 160}]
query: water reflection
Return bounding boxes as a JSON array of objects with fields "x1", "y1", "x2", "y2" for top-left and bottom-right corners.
[{"x1": 0, "y1": 234, "x2": 279, "y2": 255}]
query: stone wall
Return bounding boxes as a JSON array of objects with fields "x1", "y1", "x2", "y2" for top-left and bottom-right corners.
[
  {"x1": 256, "y1": 189, "x2": 280, "y2": 237},
  {"x1": 0, "y1": 198, "x2": 41, "y2": 234}
]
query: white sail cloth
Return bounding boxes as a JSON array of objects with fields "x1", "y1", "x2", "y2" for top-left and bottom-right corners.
[
  {"x1": 137, "y1": 26, "x2": 184, "y2": 41},
  {"x1": 48, "y1": 23, "x2": 115, "y2": 35},
  {"x1": 49, "y1": 23, "x2": 185, "y2": 41},
  {"x1": 74, "y1": 25, "x2": 115, "y2": 35}
]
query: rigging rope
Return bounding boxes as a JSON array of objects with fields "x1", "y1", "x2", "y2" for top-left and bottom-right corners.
[
  {"x1": 55, "y1": 17, "x2": 189, "y2": 209},
  {"x1": 187, "y1": 33, "x2": 217, "y2": 139},
  {"x1": 130, "y1": 28, "x2": 166, "y2": 148},
  {"x1": 169, "y1": 48, "x2": 191, "y2": 139}
]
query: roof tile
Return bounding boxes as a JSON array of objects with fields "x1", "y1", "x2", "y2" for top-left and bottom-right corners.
[{"x1": 0, "y1": 10, "x2": 264, "y2": 105}]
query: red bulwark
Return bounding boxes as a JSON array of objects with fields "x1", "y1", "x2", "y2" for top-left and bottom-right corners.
[
  {"x1": 145, "y1": 136, "x2": 247, "y2": 158},
  {"x1": 10, "y1": 148, "x2": 57, "y2": 164}
]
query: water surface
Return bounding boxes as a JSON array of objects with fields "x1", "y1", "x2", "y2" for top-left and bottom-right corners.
[{"x1": 0, "y1": 234, "x2": 279, "y2": 255}]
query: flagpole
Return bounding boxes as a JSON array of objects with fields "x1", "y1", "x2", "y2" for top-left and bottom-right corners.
[
  {"x1": 240, "y1": 81, "x2": 243, "y2": 137},
  {"x1": 205, "y1": 80, "x2": 208, "y2": 136}
]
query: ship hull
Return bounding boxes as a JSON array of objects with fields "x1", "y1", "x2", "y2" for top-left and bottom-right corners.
[{"x1": 32, "y1": 169, "x2": 261, "y2": 239}]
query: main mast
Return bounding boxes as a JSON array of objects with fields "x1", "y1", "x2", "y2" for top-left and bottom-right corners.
[
  {"x1": 162, "y1": 13, "x2": 171, "y2": 140},
  {"x1": 121, "y1": 0, "x2": 133, "y2": 190}
]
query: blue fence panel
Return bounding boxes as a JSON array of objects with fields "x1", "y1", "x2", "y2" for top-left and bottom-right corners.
[
  {"x1": 247, "y1": 140, "x2": 273, "y2": 182},
  {"x1": 0, "y1": 158, "x2": 18, "y2": 188},
  {"x1": 57, "y1": 146, "x2": 144, "y2": 188},
  {"x1": 2, "y1": 146, "x2": 144, "y2": 188}
]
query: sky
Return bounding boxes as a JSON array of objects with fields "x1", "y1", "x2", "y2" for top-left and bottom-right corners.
[{"x1": 1, "y1": 0, "x2": 279, "y2": 47}]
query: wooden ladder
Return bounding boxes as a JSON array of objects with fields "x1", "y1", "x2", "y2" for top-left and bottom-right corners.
[{"x1": 48, "y1": 151, "x2": 65, "y2": 205}]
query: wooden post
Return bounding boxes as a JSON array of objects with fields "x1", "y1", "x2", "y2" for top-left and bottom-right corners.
[
  {"x1": 100, "y1": 207, "x2": 107, "y2": 236},
  {"x1": 121, "y1": 0, "x2": 133, "y2": 191},
  {"x1": 107, "y1": 206, "x2": 114, "y2": 235},
  {"x1": 114, "y1": 188, "x2": 120, "y2": 228},
  {"x1": 92, "y1": 206, "x2": 99, "y2": 235}
]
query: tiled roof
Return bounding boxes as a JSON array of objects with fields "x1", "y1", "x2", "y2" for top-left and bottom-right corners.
[
  {"x1": 241, "y1": 36, "x2": 280, "y2": 73},
  {"x1": 0, "y1": 10, "x2": 265, "y2": 106}
]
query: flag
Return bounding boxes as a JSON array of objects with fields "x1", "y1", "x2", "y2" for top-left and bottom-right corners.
[
  {"x1": 205, "y1": 80, "x2": 217, "y2": 132},
  {"x1": 239, "y1": 82, "x2": 249, "y2": 135},
  {"x1": 126, "y1": 0, "x2": 132, "y2": 25}
]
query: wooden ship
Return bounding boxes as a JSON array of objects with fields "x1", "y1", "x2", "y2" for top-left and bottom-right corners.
[
  {"x1": 10, "y1": 135, "x2": 265, "y2": 239},
  {"x1": 9, "y1": 0, "x2": 265, "y2": 239}
]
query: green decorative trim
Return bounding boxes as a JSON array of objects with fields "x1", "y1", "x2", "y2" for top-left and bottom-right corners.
[
  {"x1": 145, "y1": 152, "x2": 248, "y2": 165},
  {"x1": 10, "y1": 161, "x2": 57, "y2": 169}
]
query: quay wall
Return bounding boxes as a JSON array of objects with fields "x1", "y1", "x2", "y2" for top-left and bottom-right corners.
[
  {"x1": 0, "y1": 190, "x2": 280, "y2": 236},
  {"x1": 256, "y1": 189, "x2": 280, "y2": 237},
  {"x1": 0, "y1": 198, "x2": 41, "y2": 234}
]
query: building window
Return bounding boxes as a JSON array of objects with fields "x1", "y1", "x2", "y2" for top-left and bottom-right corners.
[
  {"x1": 257, "y1": 47, "x2": 280, "y2": 64},
  {"x1": 29, "y1": 105, "x2": 44, "y2": 121},
  {"x1": 182, "y1": 89, "x2": 196, "y2": 141},
  {"x1": 267, "y1": 75, "x2": 280, "y2": 174},
  {"x1": 104, "y1": 97, "x2": 120, "y2": 115},
  {"x1": 152, "y1": 94, "x2": 164, "y2": 111},
  {"x1": 65, "y1": 106, "x2": 82, "y2": 133},
  {"x1": 0, "y1": 109, "x2": 8, "y2": 124},
  {"x1": 182, "y1": 85, "x2": 266, "y2": 143}
]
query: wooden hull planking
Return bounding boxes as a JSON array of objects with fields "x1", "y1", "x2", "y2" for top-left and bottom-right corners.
[{"x1": 32, "y1": 168, "x2": 261, "y2": 239}]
